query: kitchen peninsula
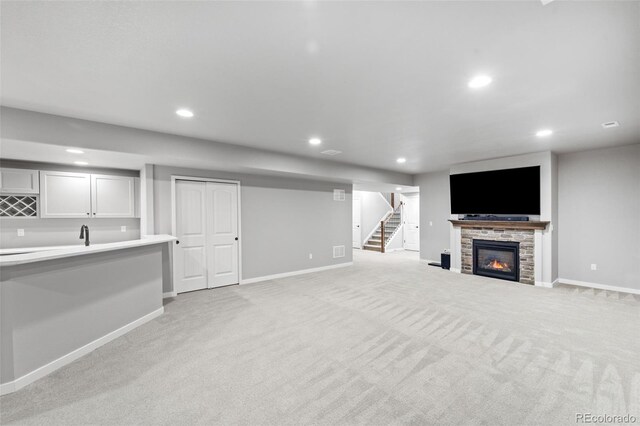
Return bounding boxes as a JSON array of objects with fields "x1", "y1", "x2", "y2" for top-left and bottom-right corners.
[{"x1": 0, "y1": 235, "x2": 175, "y2": 395}]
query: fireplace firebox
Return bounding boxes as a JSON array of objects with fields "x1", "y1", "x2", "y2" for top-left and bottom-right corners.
[{"x1": 472, "y1": 239, "x2": 520, "y2": 282}]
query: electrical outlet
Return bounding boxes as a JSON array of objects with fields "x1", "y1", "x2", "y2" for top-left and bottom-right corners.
[
  {"x1": 17, "y1": 229, "x2": 24, "y2": 237},
  {"x1": 309, "y1": 253, "x2": 313, "y2": 260},
  {"x1": 429, "y1": 221, "x2": 433, "y2": 226},
  {"x1": 591, "y1": 264, "x2": 597, "y2": 271},
  {"x1": 121, "y1": 226, "x2": 127, "y2": 232}
]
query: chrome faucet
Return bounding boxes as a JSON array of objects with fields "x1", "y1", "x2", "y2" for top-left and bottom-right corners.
[{"x1": 79, "y1": 225, "x2": 90, "y2": 246}]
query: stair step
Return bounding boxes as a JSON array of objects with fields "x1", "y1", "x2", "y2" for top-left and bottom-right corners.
[{"x1": 363, "y1": 245, "x2": 382, "y2": 252}]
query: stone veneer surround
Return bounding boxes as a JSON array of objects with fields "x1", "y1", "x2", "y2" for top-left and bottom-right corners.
[{"x1": 461, "y1": 227, "x2": 535, "y2": 285}]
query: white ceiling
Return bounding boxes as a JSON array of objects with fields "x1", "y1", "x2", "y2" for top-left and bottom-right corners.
[{"x1": 2, "y1": 1, "x2": 639, "y2": 174}]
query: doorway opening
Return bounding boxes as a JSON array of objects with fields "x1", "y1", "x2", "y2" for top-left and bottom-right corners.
[{"x1": 352, "y1": 188, "x2": 420, "y2": 255}]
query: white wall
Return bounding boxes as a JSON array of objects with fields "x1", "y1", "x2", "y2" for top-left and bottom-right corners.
[
  {"x1": 353, "y1": 191, "x2": 392, "y2": 246},
  {"x1": 558, "y1": 144, "x2": 640, "y2": 291},
  {"x1": 414, "y1": 171, "x2": 451, "y2": 261},
  {"x1": 153, "y1": 165, "x2": 352, "y2": 292}
]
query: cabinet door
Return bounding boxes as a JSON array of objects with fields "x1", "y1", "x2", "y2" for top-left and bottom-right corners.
[
  {"x1": 91, "y1": 174, "x2": 135, "y2": 218},
  {"x1": 0, "y1": 168, "x2": 39, "y2": 194},
  {"x1": 40, "y1": 171, "x2": 91, "y2": 218}
]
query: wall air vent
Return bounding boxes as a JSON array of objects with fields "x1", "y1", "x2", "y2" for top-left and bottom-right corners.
[
  {"x1": 333, "y1": 189, "x2": 345, "y2": 201},
  {"x1": 333, "y1": 245, "x2": 346, "y2": 258},
  {"x1": 321, "y1": 150, "x2": 342, "y2": 156},
  {"x1": 601, "y1": 121, "x2": 619, "y2": 129}
]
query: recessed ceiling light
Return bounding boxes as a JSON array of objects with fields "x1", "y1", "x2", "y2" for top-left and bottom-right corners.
[
  {"x1": 396, "y1": 187, "x2": 402, "y2": 191},
  {"x1": 176, "y1": 109, "x2": 194, "y2": 118},
  {"x1": 66, "y1": 148, "x2": 84, "y2": 154},
  {"x1": 396, "y1": 158, "x2": 407, "y2": 164},
  {"x1": 536, "y1": 129, "x2": 553, "y2": 137},
  {"x1": 601, "y1": 121, "x2": 619, "y2": 129},
  {"x1": 321, "y1": 149, "x2": 341, "y2": 156},
  {"x1": 468, "y1": 75, "x2": 492, "y2": 89},
  {"x1": 74, "y1": 161, "x2": 88, "y2": 166},
  {"x1": 309, "y1": 137, "x2": 322, "y2": 145}
]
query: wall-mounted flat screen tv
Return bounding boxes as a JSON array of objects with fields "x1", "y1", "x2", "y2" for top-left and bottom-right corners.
[{"x1": 449, "y1": 166, "x2": 540, "y2": 214}]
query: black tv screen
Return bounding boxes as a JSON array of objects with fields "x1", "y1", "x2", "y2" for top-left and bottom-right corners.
[{"x1": 449, "y1": 166, "x2": 540, "y2": 215}]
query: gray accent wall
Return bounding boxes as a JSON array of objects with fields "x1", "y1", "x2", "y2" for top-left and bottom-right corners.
[
  {"x1": 1, "y1": 107, "x2": 412, "y2": 187},
  {"x1": 153, "y1": 165, "x2": 352, "y2": 292},
  {"x1": 1, "y1": 243, "x2": 163, "y2": 384},
  {"x1": 414, "y1": 171, "x2": 451, "y2": 262},
  {"x1": 0, "y1": 159, "x2": 139, "y2": 178},
  {"x1": 558, "y1": 144, "x2": 640, "y2": 291}
]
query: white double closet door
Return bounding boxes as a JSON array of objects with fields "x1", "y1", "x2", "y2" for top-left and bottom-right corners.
[{"x1": 175, "y1": 180, "x2": 240, "y2": 294}]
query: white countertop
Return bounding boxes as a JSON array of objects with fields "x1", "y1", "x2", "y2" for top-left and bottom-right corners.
[
  {"x1": 0, "y1": 235, "x2": 176, "y2": 267},
  {"x1": 0, "y1": 245, "x2": 83, "y2": 255}
]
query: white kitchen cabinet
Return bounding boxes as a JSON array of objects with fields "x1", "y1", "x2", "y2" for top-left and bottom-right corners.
[
  {"x1": 0, "y1": 168, "x2": 40, "y2": 194},
  {"x1": 40, "y1": 171, "x2": 92, "y2": 218},
  {"x1": 40, "y1": 171, "x2": 136, "y2": 219},
  {"x1": 91, "y1": 174, "x2": 135, "y2": 218}
]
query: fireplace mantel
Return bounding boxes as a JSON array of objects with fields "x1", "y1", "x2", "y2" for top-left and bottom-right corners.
[{"x1": 449, "y1": 220, "x2": 550, "y2": 230}]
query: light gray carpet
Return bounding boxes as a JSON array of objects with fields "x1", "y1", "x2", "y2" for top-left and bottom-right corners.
[{"x1": 1, "y1": 250, "x2": 639, "y2": 425}]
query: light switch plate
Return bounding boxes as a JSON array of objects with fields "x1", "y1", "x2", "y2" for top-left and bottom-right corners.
[
  {"x1": 17, "y1": 229, "x2": 24, "y2": 237},
  {"x1": 121, "y1": 226, "x2": 127, "y2": 232},
  {"x1": 590, "y1": 264, "x2": 597, "y2": 271}
]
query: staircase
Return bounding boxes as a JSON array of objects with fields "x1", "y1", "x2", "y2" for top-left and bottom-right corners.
[{"x1": 363, "y1": 208, "x2": 402, "y2": 253}]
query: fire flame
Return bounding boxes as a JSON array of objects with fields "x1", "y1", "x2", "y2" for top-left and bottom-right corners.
[{"x1": 488, "y1": 259, "x2": 509, "y2": 270}]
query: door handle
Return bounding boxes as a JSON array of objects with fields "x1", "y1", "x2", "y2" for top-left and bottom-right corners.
[
  {"x1": 235, "y1": 237, "x2": 238, "y2": 241},
  {"x1": 176, "y1": 240, "x2": 180, "y2": 245}
]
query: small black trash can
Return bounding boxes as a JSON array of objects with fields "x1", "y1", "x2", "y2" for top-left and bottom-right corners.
[{"x1": 441, "y1": 253, "x2": 450, "y2": 270}]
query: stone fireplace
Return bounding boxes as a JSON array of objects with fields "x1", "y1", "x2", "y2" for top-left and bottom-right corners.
[
  {"x1": 473, "y1": 239, "x2": 520, "y2": 282},
  {"x1": 450, "y1": 220, "x2": 549, "y2": 286}
]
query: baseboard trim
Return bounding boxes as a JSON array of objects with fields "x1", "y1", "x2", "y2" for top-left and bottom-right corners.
[
  {"x1": 535, "y1": 278, "x2": 559, "y2": 288},
  {"x1": 557, "y1": 278, "x2": 640, "y2": 295},
  {"x1": 241, "y1": 262, "x2": 353, "y2": 285},
  {"x1": 163, "y1": 291, "x2": 177, "y2": 298},
  {"x1": 450, "y1": 268, "x2": 461, "y2": 273},
  {"x1": 385, "y1": 248, "x2": 405, "y2": 253},
  {"x1": 0, "y1": 307, "x2": 164, "y2": 396}
]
